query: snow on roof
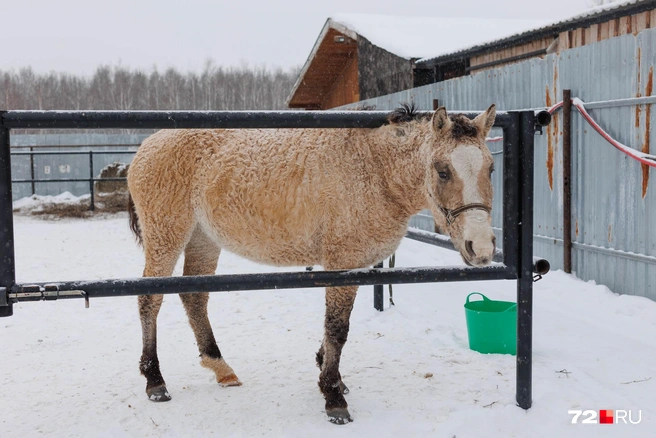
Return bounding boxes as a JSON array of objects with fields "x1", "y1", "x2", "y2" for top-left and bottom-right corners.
[
  {"x1": 330, "y1": 13, "x2": 551, "y2": 60},
  {"x1": 418, "y1": 0, "x2": 649, "y2": 63}
]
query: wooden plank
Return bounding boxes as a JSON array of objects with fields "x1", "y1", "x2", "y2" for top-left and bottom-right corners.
[
  {"x1": 600, "y1": 21, "x2": 610, "y2": 41},
  {"x1": 619, "y1": 17, "x2": 630, "y2": 36},
  {"x1": 611, "y1": 18, "x2": 620, "y2": 37},
  {"x1": 589, "y1": 24, "x2": 599, "y2": 43},
  {"x1": 559, "y1": 31, "x2": 570, "y2": 52},
  {"x1": 636, "y1": 11, "x2": 649, "y2": 35}
]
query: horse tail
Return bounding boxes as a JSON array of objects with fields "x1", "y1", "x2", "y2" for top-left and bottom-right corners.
[{"x1": 128, "y1": 191, "x2": 143, "y2": 246}]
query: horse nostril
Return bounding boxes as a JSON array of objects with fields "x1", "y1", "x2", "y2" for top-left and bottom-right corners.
[
  {"x1": 492, "y1": 235, "x2": 496, "y2": 248},
  {"x1": 465, "y1": 240, "x2": 476, "y2": 258}
]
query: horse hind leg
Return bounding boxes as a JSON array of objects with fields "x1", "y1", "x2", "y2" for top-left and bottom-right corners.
[
  {"x1": 316, "y1": 346, "x2": 349, "y2": 394},
  {"x1": 137, "y1": 211, "x2": 194, "y2": 402},
  {"x1": 139, "y1": 248, "x2": 183, "y2": 402},
  {"x1": 318, "y1": 285, "x2": 358, "y2": 424},
  {"x1": 180, "y1": 226, "x2": 241, "y2": 387}
]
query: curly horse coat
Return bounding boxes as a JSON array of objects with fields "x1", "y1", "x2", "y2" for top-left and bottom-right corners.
[{"x1": 126, "y1": 105, "x2": 497, "y2": 424}]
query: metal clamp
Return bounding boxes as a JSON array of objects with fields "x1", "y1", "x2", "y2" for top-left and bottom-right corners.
[{"x1": 10, "y1": 284, "x2": 89, "y2": 308}]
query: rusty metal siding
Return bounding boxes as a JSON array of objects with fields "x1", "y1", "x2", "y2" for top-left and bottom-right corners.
[{"x1": 340, "y1": 28, "x2": 656, "y2": 300}]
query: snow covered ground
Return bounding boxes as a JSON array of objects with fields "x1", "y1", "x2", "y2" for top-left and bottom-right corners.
[{"x1": 3, "y1": 213, "x2": 655, "y2": 437}]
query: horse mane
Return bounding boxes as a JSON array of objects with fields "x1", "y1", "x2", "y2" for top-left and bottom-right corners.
[
  {"x1": 448, "y1": 114, "x2": 479, "y2": 139},
  {"x1": 387, "y1": 103, "x2": 428, "y2": 124},
  {"x1": 387, "y1": 103, "x2": 479, "y2": 140}
]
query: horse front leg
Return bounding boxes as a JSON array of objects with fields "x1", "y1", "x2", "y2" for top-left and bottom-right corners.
[{"x1": 318, "y1": 285, "x2": 357, "y2": 424}]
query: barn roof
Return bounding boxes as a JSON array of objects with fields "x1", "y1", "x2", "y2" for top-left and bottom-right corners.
[
  {"x1": 286, "y1": 14, "x2": 546, "y2": 108},
  {"x1": 419, "y1": 0, "x2": 655, "y2": 66},
  {"x1": 330, "y1": 14, "x2": 549, "y2": 60}
]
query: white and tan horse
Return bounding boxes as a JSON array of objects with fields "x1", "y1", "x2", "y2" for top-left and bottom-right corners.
[{"x1": 127, "y1": 104, "x2": 497, "y2": 424}]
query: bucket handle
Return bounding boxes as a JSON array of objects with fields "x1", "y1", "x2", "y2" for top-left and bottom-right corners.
[
  {"x1": 466, "y1": 292, "x2": 490, "y2": 303},
  {"x1": 504, "y1": 303, "x2": 517, "y2": 312}
]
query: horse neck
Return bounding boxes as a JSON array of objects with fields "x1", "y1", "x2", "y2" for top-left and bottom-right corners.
[{"x1": 364, "y1": 125, "x2": 428, "y2": 215}]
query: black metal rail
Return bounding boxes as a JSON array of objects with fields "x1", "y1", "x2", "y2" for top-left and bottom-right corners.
[{"x1": 0, "y1": 108, "x2": 548, "y2": 411}]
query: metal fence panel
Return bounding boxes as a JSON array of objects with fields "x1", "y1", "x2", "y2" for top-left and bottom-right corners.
[{"x1": 10, "y1": 133, "x2": 146, "y2": 200}]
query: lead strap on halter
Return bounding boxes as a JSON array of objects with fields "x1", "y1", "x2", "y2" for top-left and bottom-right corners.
[{"x1": 438, "y1": 203, "x2": 491, "y2": 225}]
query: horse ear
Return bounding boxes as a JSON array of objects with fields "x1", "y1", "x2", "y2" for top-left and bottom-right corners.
[
  {"x1": 432, "y1": 107, "x2": 451, "y2": 134},
  {"x1": 474, "y1": 104, "x2": 496, "y2": 134}
]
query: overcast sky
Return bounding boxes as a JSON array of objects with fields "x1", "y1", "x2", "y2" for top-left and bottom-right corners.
[{"x1": 5, "y1": 0, "x2": 594, "y2": 75}]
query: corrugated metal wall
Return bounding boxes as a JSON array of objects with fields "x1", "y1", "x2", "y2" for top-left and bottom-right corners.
[{"x1": 341, "y1": 29, "x2": 656, "y2": 300}]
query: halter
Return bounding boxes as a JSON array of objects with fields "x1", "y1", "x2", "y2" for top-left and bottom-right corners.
[{"x1": 437, "y1": 203, "x2": 491, "y2": 226}]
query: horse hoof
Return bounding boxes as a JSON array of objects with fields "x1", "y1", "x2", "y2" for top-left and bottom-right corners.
[
  {"x1": 339, "y1": 381, "x2": 350, "y2": 394},
  {"x1": 327, "y1": 408, "x2": 353, "y2": 425},
  {"x1": 218, "y1": 373, "x2": 242, "y2": 387},
  {"x1": 147, "y1": 385, "x2": 171, "y2": 402}
]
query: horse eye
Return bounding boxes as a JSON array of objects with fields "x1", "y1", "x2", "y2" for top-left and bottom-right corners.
[{"x1": 438, "y1": 171, "x2": 449, "y2": 180}]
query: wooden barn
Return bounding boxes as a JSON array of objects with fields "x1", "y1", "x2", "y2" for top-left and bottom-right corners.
[
  {"x1": 286, "y1": 14, "x2": 544, "y2": 110},
  {"x1": 288, "y1": 1, "x2": 656, "y2": 109}
]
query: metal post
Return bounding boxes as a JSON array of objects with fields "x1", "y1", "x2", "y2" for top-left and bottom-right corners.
[
  {"x1": 88, "y1": 151, "x2": 94, "y2": 211},
  {"x1": 30, "y1": 146, "x2": 35, "y2": 196},
  {"x1": 373, "y1": 261, "x2": 384, "y2": 311},
  {"x1": 0, "y1": 115, "x2": 15, "y2": 317},
  {"x1": 516, "y1": 111, "x2": 536, "y2": 410},
  {"x1": 432, "y1": 99, "x2": 440, "y2": 110},
  {"x1": 502, "y1": 114, "x2": 520, "y2": 274},
  {"x1": 562, "y1": 90, "x2": 572, "y2": 273}
]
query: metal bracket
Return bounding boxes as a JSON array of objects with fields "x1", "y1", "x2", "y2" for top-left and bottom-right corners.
[{"x1": 10, "y1": 284, "x2": 89, "y2": 308}]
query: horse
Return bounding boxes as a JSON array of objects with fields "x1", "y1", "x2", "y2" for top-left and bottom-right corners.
[{"x1": 126, "y1": 104, "x2": 497, "y2": 424}]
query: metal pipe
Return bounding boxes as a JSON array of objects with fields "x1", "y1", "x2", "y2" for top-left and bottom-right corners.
[
  {"x1": 11, "y1": 150, "x2": 137, "y2": 155},
  {"x1": 0, "y1": 116, "x2": 15, "y2": 317},
  {"x1": 583, "y1": 95, "x2": 656, "y2": 110},
  {"x1": 516, "y1": 111, "x2": 536, "y2": 410},
  {"x1": 1, "y1": 110, "x2": 514, "y2": 130},
  {"x1": 29, "y1": 147, "x2": 35, "y2": 196},
  {"x1": 535, "y1": 110, "x2": 551, "y2": 127},
  {"x1": 502, "y1": 115, "x2": 521, "y2": 274},
  {"x1": 373, "y1": 261, "x2": 385, "y2": 311},
  {"x1": 563, "y1": 90, "x2": 572, "y2": 274},
  {"x1": 12, "y1": 177, "x2": 127, "y2": 183},
  {"x1": 405, "y1": 228, "x2": 550, "y2": 275},
  {"x1": 88, "y1": 151, "x2": 95, "y2": 211},
  {"x1": 9, "y1": 265, "x2": 517, "y2": 303}
]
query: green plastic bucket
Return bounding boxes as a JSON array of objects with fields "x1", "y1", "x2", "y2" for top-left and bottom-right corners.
[{"x1": 464, "y1": 292, "x2": 517, "y2": 355}]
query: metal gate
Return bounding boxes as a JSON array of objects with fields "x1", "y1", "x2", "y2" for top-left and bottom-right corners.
[{"x1": 0, "y1": 108, "x2": 549, "y2": 410}]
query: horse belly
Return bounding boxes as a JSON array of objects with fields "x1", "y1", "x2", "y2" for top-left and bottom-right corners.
[{"x1": 197, "y1": 201, "x2": 322, "y2": 267}]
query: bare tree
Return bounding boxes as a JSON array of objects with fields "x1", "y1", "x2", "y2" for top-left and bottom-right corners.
[{"x1": 0, "y1": 62, "x2": 299, "y2": 112}]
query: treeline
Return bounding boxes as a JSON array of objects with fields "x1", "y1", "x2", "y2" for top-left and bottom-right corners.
[{"x1": 1, "y1": 62, "x2": 300, "y2": 111}]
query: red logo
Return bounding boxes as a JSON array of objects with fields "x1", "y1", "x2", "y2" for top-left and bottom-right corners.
[{"x1": 599, "y1": 410, "x2": 614, "y2": 424}]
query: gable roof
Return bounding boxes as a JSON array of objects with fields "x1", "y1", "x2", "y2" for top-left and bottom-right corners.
[
  {"x1": 330, "y1": 14, "x2": 550, "y2": 60},
  {"x1": 286, "y1": 14, "x2": 548, "y2": 108}
]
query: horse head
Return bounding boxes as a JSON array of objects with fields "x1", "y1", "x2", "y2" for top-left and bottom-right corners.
[{"x1": 423, "y1": 105, "x2": 497, "y2": 266}]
